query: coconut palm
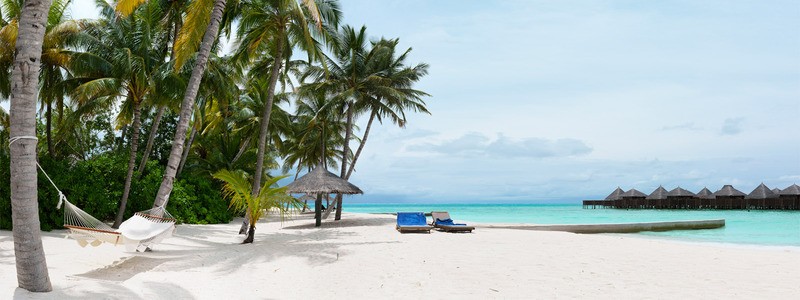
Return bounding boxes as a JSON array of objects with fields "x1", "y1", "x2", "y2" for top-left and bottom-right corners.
[
  {"x1": 7, "y1": 0, "x2": 54, "y2": 292},
  {"x1": 301, "y1": 27, "x2": 430, "y2": 220},
  {"x1": 0, "y1": 0, "x2": 81, "y2": 158},
  {"x1": 68, "y1": 0, "x2": 170, "y2": 227},
  {"x1": 233, "y1": 0, "x2": 339, "y2": 211},
  {"x1": 213, "y1": 169, "x2": 292, "y2": 243}
]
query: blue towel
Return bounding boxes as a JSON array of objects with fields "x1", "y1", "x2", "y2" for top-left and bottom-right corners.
[
  {"x1": 435, "y1": 218, "x2": 466, "y2": 226},
  {"x1": 397, "y1": 212, "x2": 427, "y2": 226}
]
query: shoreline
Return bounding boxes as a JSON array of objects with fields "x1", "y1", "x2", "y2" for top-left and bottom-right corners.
[{"x1": 3, "y1": 212, "x2": 799, "y2": 299}]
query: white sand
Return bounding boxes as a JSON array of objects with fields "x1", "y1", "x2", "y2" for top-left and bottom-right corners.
[{"x1": 2, "y1": 212, "x2": 799, "y2": 299}]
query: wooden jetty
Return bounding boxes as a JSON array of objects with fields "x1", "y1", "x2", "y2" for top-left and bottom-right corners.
[{"x1": 484, "y1": 219, "x2": 725, "y2": 234}]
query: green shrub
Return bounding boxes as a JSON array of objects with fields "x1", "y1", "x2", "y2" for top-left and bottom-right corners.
[{"x1": 0, "y1": 153, "x2": 233, "y2": 230}]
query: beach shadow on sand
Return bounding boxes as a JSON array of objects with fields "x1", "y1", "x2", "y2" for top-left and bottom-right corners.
[
  {"x1": 74, "y1": 256, "x2": 171, "y2": 282},
  {"x1": 280, "y1": 215, "x2": 395, "y2": 230}
]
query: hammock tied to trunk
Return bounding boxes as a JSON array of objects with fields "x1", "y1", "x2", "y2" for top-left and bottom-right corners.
[{"x1": 9, "y1": 135, "x2": 177, "y2": 252}]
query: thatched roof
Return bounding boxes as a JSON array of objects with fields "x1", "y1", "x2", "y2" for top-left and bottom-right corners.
[
  {"x1": 771, "y1": 188, "x2": 781, "y2": 195},
  {"x1": 646, "y1": 186, "x2": 669, "y2": 200},
  {"x1": 696, "y1": 187, "x2": 715, "y2": 199},
  {"x1": 746, "y1": 183, "x2": 777, "y2": 199},
  {"x1": 605, "y1": 187, "x2": 625, "y2": 200},
  {"x1": 780, "y1": 184, "x2": 800, "y2": 196},
  {"x1": 285, "y1": 165, "x2": 363, "y2": 195},
  {"x1": 621, "y1": 188, "x2": 647, "y2": 198},
  {"x1": 296, "y1": 194, "x2": 317, "y2": 201},
  {"x1": 713, "y1": 185, "x2": 745, "y2": 197},
  {"x1": 667, "y1": 187, "x2": 696, "y2": 197}
]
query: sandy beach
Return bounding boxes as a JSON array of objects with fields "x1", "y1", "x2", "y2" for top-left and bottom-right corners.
[{"x1": 2, "y1": 212, "x2": 799, "y2": 299}]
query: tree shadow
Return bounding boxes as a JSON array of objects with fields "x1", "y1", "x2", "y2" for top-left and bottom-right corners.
[
  {"x1": 281, "y1": 216, "x2": 395, "y2": 230},
  {"x1": 73, "y1": 256, "x2": 171, "y2": 282}
]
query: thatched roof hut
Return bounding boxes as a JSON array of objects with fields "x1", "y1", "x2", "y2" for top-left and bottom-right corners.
[
  {"x1": 746, "y1": 183, "x2": 777, "y2": 199},
  {"x1": 667, "y1": 187, "x2": 696, "y2": 197},
  {"x1": 605, "y1": 187, "x2": 625, "y2": 201},
  {"x1": 696, "y1": 187, "x2": 715, "y2": 199},
  {"x1": 285, "y1": 165, "x2": 363, "y2": 195},
  {"x1": 713, "y1": 185, "x2": 745, "y2": 197},
  {"x1": 621, "y1": 188, "x2": 647, "y2": 198},
  {"x1": 285, "y1": 164, "x2": 363, "y2": 227},
  {"x1": 772, "y1": 188, "x2": 782, "y2": 195},
  {"x1": 780, "y1": 184, "x2": 800, "y2": 196},
  {"x1": 646, "y1": 186, "x2": 668, "y2": 200}
]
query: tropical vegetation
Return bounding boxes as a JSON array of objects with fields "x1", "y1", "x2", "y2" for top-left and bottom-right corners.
[{"x1": 1, "y1": 0, "x2": 429, "y2": 292}]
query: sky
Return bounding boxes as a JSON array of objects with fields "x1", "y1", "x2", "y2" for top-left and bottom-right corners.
[{"x1": 67, "y1": 0, "x2": 800, "y2": 203}]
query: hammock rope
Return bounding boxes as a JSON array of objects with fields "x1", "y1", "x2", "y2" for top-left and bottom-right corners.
[{"x1": 9, "y1": 135, "x2": 176, "y2": 251}]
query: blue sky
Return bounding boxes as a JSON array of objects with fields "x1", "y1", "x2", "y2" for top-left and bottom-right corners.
[{"x1": 69, "y1": 1, "x2": 800, "y2": 203}]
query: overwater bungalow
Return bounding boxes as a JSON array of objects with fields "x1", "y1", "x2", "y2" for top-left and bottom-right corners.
[
  {"x1": 696, "y1": 187, "x2": 715, "y2": 208},
  {"x1": 779, "y1": 184, "x2": 800, "y2": 210},
  {"x1": 620, "y1": 188, "x2": 647, "y2": 209},
  {"x1": 646, "y1": 186, "x2": 669, "y2": 209},
  {"x1": 713, "y1": 185, "x2": 746, "y2": 209},
  {"x1": 746, "y1": 183, "x2": 778, "y2": 209},
  {"x1": 667, "y1": 187, "x2": 697, "y2": 209}
]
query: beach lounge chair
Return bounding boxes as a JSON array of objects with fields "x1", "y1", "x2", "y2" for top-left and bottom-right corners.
[
  {"x1": 431, "y1": 211, "x2": 475, "y2": 233},
  {"x1": 396, "y1": 212, "x2": 433, "y2": 233}
]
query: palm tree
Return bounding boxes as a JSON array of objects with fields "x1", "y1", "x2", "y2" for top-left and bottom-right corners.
[
  {"x1": 0, "y1": 0, "x2": 81, "y2": 158},
  {"x1": 301, "y1": 27, "x2": 430, "y2": 220},
  {"x1": 345, "y1": 38, "x2": 429, "y2": 179},
  {"x1": 7, "y1": 0, "x2": 54, "y2": 292},
  {"x1": 233, "y1": 0, "x2": 339, "y2": 216},
  {"x1": 69, "y1": 0, "x2": 170, "y2": 227},
  {"x1": 213, "y1": 169, "x2": 292, "y2": 243}
]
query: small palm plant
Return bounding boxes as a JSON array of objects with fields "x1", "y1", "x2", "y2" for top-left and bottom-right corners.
[{"x1": 213, "y1": 169, "x2": 294, "y2": 243}]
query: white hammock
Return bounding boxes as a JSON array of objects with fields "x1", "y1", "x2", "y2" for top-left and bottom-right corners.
[{"x1": 10, "y1": 135, "x2": 176, "y2": 251}]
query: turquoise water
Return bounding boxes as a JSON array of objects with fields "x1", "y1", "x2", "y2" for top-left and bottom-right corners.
[{"x1": 346, "y1": 203, "x2": 800, "y2": 247}]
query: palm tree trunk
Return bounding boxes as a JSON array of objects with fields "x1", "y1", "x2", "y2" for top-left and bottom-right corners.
[
  {"x1": 153, "y1": 0, "x2": 228, "y2": 208},
  {"x1": 45, "y1": 100, "x2": 53, "y2": 158},
  {"x1": 335, "y1": 103, "x2": 355, "y2": 220},
  {"x1": 242, "y1": 224, "x2": 255, "y2": 244},
  {"x1": 9, "y1": 0, "x2": 54, "y2": 292},
  {"x1": 137, "y1": 105, "x2": 166, "y2": 176},
  {"x1": 241, "y1": 32, "x2": 284, "y2": 234},
  {"x1": 113, "y1": 101, "x2": 143, "y2": 228},
  {"x1": 346, "y1": 110, "x2": 375, "y2": 179},
  {"x1": 176, "y1": 117, "x2": 197, "y2": 176}
]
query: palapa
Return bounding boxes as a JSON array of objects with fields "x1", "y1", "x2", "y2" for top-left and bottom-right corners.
[{"x1": 285, "y1": 164, "x2": 363, "y2": 227}]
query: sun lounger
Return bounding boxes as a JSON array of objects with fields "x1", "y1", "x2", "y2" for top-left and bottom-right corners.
[
  {"x1": 396, "y1": 212, "x2": 433, "y2": 233},
  {"x1": 431, "y1": 211, "x2": 475, "y2": 233}
]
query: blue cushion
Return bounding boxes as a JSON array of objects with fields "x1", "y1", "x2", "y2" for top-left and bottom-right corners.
[
  {"x1": 397, "y1": 212, "x2": 427, "y2": 226},
  {"x1": 435, "y1": 218, "x2": 466, "y2": 226}
]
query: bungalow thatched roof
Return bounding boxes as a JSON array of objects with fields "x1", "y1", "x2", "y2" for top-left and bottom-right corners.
[
  {"x1": 646, "y1": 186, "x2": 668, "y2": 200},
  {"x1": 605, "y1": 187, "x2": 625, "y2": 200},
  {"x1": 696, "y1": 187, "x2": 715, "y2": 199},
  {"x1": 668, "y1": 187, "x2": 696, "y2": 197},
  {"x1": 285, "y1": 165, "x2": 363, "y2": 195},
  {"x1": 621, "y1": 188, "x2": 647, "y2": 198},
  {"x1": 771, "y1": 188, "x2": 782, "y2": 195},
  {"x1": 780, "y1": 184, "x2": 800, "y2": 196},
  {"x1": 746, "y1": 183, "x2": 777, "y2": 199},
  {"x1": 713, "y1": 185, "x2": 745, "y2": 197}
]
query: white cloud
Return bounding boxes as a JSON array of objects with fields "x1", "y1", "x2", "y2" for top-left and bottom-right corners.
[
  {"x1": 410, "y1": 132, "x2": 592, "y2": 159},
  {"x1": 720, "y1": 117, "x2": 745, "y2": 135}
]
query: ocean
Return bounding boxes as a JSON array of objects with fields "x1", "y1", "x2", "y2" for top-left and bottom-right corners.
[{"x1": 345, "y1": 203, "x2": 800, "y2": 247}]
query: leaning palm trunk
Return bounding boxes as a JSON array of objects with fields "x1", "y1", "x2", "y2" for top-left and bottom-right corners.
[
  {"x1": 177, "y1": 116, "x2": 198, "y2": 176},
  {"x1": 241, "y1": 34, "x2": 284, "y2": 234},
  {"x1": 153, "y1": 0, "x2": 228, "y2": 208},
  {"x1": 346, "y1": 110, "x2": 375, "y2": 179},
  {"x1": 137, "y1": 105, "x2": 166, "y2": 175},
  {"x1": 114, "y1": 101, "x2": 143, "y2": 228},
  {"x1": 335, "y1": 103, "x2": 355, "y2": 220},
  {"x1": 9, "y1": 0, "x2": 54, "y2": 292}
]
